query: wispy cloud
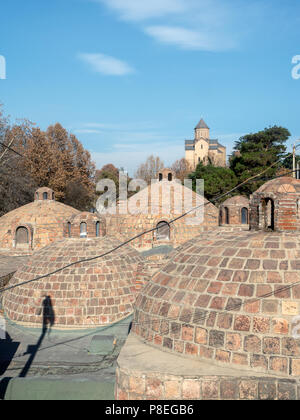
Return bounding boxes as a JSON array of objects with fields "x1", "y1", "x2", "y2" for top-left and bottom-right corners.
[
  {"x1": 95, "y1": 0, "x2": 259, "y2": 51},
  {"x1": 145, "y1": 26, "x2": 235, "y2": 51},
  {"x1": 96, "y1": 0, "x2": 186, "y2": 21},
  {"x1": 77, "y1": 53, "x2": 135, "y2": 76}
]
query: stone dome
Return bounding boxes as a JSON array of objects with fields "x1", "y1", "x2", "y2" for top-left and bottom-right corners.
[
  {"x1": 105, "y1": 180, "x2": 219, "y2": 250},
  {"x1": 0, "y1": 188, "x2": 79, "y2": 254},
  {"x1": 255, "y1": 176, "x2": 300, "y2": 194},
  {"x1": 132, "y1": 229, "x2": 300, "y2": 378},
  {"x1": 3, "y1": 236, "x2": 148, "y2": 329},
  {"x1": 222, "y1": 196, "x2": 249, "y2": 207}
]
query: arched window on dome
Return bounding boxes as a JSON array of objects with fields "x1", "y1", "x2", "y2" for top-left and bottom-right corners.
[
  {"x1": 16, "y1": 226, "x2": 29, "y2": 247},
  {"x1": 241, "y1": 208, "x2": 248, "y2": 224},
  {"x1": 168, "y1": 173, "x2": 173, "y2": 182},
  {"x1": 159, "y1": 173, "x2": 163, "y2": 182},
  {"x1": 224, "y1": 207, "x2": 229, "y2": 224},
  {"x1": 80, "y1": 222, "x2": 87, "y2": 237},
  {"x1": 52, "y1": 192, "x2": 55, "y2": 200},
  {"x1": 43, "y1": 192, "x2": 48, "y2": 200},
  {"x1": 36, "y1": 192, "x2": 39, "y2": 200},
  {"x1": 156, "y1": 221, "x2": 170, "y2": 241},
  {"x1": 67, "y1": 222, "x2": 71, "y2": 238},
  {"x1": 262, "y1": 198, "x2": 275, "y2": 231},
  {"x1": 96, "y1": 221, "x2": 100, "y2": 237}
]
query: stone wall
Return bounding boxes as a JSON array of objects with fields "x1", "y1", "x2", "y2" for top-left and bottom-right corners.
[{"x1": 116, "y1": 368, "x2": 300, "y2": 400}]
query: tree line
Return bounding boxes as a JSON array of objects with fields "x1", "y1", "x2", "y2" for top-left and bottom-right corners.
[{"x1": 0, "y1": 103, "x2": 296, "y2": 216}]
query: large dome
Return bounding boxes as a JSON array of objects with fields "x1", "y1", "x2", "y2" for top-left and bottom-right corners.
[
  {"x1": 0, "y1": 187, "x2": 79, "y2": 253},
  {"x1": 132, "y1": 229, "x2": 300, "y2": 378},
  {"x1": 3, "y1": 236, "x2": 148, "y2": 329}
]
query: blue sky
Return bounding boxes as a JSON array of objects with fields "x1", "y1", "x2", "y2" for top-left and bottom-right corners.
[{"x1": 0, "y1": 0, "x2": 300, "y2": 175}]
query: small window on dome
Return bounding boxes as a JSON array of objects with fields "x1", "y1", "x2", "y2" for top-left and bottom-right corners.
[
  {"x1": 96, "y1": 221, "x2": 100, "y2": 237},
  {"x1": 43, "y1": 192, "x2": 48, "y2": 200},
  {"x1": 36, "y1": 192, "x2": 39, "y2": 200},
  {"x1": 67, "y1": 222, "x2": 71, "y2": 238},
  {"x1": 52, "y1": 192, "x2": 55, "y2": 200},
  {"x1": 80, "y1": 222, "x2": 87, "y2": 237},
  {"x1": 224, "y1": 207, "x2": 229, "y2": 224},
  {"x1": 159, "y1": 173, "x2": 163, "y2": 182},
  {"x1": 168, "y1": 173, "x2": 172, "y2": 182},
  {"x1": 241, "y1": 207, "x2": 248, "y2": 224},
  {"x1": 156, "y1": 221, "x2": 170, "y2": 241}
]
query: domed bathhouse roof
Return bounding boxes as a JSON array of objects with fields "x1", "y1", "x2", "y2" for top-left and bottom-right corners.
[
  {"x1": 0, "y1": 187, "x2": 80, "y2": 255},
  {"x1": 105, "y1": 170, "x2": 219, "y2": 250},
  {"x1": 115, "y1": 229, "x2": 300, "y2": 400},
  {"x1": 3, "y1": 236, "x2": 149, "y2": 329}
]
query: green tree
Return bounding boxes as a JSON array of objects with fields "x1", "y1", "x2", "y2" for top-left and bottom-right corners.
[
  {"x1": 229, "y1": 126, "x2": 291, "y2": 195},
  {"x1": 189, "y1": 163, "x2": 238, "y2": 202}
]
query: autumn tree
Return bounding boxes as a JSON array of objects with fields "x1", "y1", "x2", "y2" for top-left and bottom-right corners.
[
  {"x1": 0, "y1": 105, "x2": 36, "y2": 216},
  {"x1": 135, "y1": 155, "x2": 164, "y2": 184},
  {"x1": 20, "y1": 123, "x2": 96, "y2": 210}
]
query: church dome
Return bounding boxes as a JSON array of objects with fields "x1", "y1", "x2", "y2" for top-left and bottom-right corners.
[
  {"x1": 3, "y1": 236, "x2": 148, "y2": 329},
  {"x1": 132, "y1": 229, "x2": 300, "y2": 377},
  {"x1": 0, "y1": 188, "x2": 80, "y2": 254}
]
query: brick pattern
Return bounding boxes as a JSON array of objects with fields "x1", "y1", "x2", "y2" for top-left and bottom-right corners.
[
  {"x1": 0, "y1": 195, "x2": 80, "y2": 253},
  {"x1": 105, "y1": 182, "x2": 219, "y2": 250},
  {"x1": 63, "y1": 212, "x2": 105, "y2": 238},
  {"x1": 250, "y1": 177, "x2": 300, "y2": 232},
  {"x1": 3, "y1": 237, "x2": 149, "y2": 328},
  {"x1": 220, "y1": 196, "x2": 249, "y2": 226},
  {"x1": 116, "y1": 367, "x2": 300, "y2": 400},
  {"x1": 132, "y1": 230, "x2": 300, "y2": 377}
]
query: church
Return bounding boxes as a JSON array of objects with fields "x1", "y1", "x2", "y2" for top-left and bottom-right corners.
[{"x1": 185, "y1": 118, "x2": 226, "y2": 169}]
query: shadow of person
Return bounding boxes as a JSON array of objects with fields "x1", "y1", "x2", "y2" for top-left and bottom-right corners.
[
  {"x1": 19, "y1": 296, "x2": 55, "y2": 378},
  {"x1": 0, "y1": 332, "x2": 20, "y2": 376},
  {"x1": 42, "y1": 295, "x2": 55, "y2": 333}
]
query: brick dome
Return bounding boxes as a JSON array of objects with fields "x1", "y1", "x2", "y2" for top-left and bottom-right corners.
[
  {"x1": 3, "y1": 236, "x2": 148, "y2": 329},
  {"x1": 132, "y1": 230, "x2": 300, "y2": 378},
  {"x1": 0, "y1": 188, "x2": 79, "y2": 254},
  {"x1": 255, "y1": 176, "x2": 300, "y2": 194},
  {"x1": 222, "y1": 196, "x2": 249, "y2": 207},
  {"x1": 105, "y1": 181, "x2": 219, "y2": 250}
]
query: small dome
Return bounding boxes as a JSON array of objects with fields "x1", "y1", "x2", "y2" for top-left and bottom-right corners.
[
  {"x1": 255, "y1": 177, "x2": 300, "y2": 194},
  {"x1": 0, "y1": 196, "x2": 79, "y2": 253},
  {"x1": 222, "y1": 196, "x2": 249, "y2": 207},
  {"x1": 3, "y1": 236, "x2": 148, "y2": 329},
  {"x1": 132, "y1": 230, "x2": 300, "y2": 377}
]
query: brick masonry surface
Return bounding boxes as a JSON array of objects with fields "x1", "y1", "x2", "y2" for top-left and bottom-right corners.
[
  {"x1": 220, "y1": 196, "x2": 249, "y2": 226},
  {"x1": 116, "y1": 367, "x2": 300, "y2": 400},
  {"x1": 105, "y1": 181, "x2": 219, "y2": 250},
  {"x1": 3, "y1": 236, "x2": 150, "y2": 328},
  {"x1": 132, "y1": 230, "x2": 300, "y2": 378},
  {"x1": 0, "y1": 193, "x2": 79, "y2": 253},
  {"x1": 250, "y1": 177, "x2": 300, "y2": 232}
]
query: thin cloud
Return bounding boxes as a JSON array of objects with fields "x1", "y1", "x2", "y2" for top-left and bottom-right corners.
[
  {"x1": 95, "y1": 0, "x2": 265, "y2": 52},
  {"x1": 96, "y1": 0, "x2": 186, "y2": 21},
  {"x1": 144, "y1": 26, "x2": 235, "y2": 51},
  {"x1": 78, "y1": 53, "x2": 135, "y2": 76}
]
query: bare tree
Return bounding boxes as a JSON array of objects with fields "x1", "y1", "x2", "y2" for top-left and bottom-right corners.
[
  {"x1": 135, "y1": 155, "x2": 164, "y2": 184},
  {"x1": 171, "y1": 158, "x2": 192, "y2": 183}
]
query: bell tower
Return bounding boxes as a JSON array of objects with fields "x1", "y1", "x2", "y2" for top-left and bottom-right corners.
[{"x1": 195, "y1": 118, "x2": 210, "y2": 140}]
